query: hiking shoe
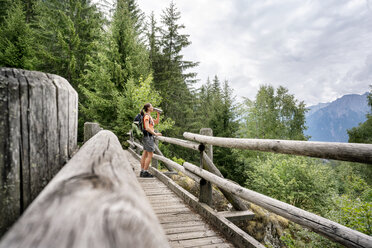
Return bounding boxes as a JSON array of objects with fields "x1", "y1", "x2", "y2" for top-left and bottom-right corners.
[
  {"x1": 142, "y1": 171, "x2": 154, "y2": 178},
  {"x1": 139, "y1": 171, "x2": 144, "y2": 177}
]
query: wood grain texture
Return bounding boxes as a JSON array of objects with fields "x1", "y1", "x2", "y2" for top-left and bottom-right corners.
[
  {"x1": 0, "y1": 68, "x2": 79, "y2": 237},
  {"x1": 127, "y1": 148, "x2": 263, "y2": 248},
  {"x1": 184, "y1": 132, "x2": 372, "y2": 164},
  {"x1": 0, "y1": 69, "x2": 21, "y2": 235},
  {"x1": 184, "y1": 161, "x2": 372, "y2": 248},
  {"x1": 83, "y1": 122, "x2": 101, "y2": 142},
  {"x1": 125, "y1": 150, "x2": 237, "y2": 248},
  {"x1": 0, "y1": 131, "x2": 170, "y2": 248}
]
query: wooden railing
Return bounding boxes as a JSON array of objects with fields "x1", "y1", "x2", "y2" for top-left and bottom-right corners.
[
  {"x1": 129, "y1": 130, "x2": 372, "y2": 248},
  {"x1": 0, "y1": 130, "x2": 170, "y2": 248}
]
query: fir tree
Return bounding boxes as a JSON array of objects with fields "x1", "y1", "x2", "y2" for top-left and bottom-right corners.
[
  {"x1": 35, "y1": 0, "x2": 103, "y2": 89},
  {"x1": 0, "y1": 0, "x2": 35, "y2": 69}
]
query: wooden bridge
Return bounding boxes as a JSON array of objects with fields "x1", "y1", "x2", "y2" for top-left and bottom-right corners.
[{"x1": 1, "y1": 68, "x2": 372, "y2": 248}]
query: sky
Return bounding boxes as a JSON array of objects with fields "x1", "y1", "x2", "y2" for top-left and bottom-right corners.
[{"x1": 135, "y1": 0, "x2": 372, "y2": 106}]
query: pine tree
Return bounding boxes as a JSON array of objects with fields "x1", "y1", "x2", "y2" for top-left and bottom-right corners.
[
  {"x1": 152, "y1": 1, "x2": 198, "y2": 137},
  {"x1": 0, "y1": 0, "x2": 35, "y2": 69},
  {"x1": 109, "y1": 0, "x2": 151, "y2": 89},
  {"x1": 35, "y1": 0, "x2": 103, "y2": 89}
]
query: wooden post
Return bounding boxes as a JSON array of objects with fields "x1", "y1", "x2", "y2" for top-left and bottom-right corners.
[
  {"x1": 0, "y1": 68, "x2": 78, "y2": 236},
  {"x1": 83, "y1": 122, "x2": 101, "y2": 142},
  {"x1": 199, "y1": 128, "x2": 212, "y2": 206},
  {"x1": 152, "y1": 139, "x2": 159, "y2": 169}
]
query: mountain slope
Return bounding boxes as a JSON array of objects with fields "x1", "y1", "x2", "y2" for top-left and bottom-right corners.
[{"x1": 305, "y1": 92, "x2": 369, "y2": 142}]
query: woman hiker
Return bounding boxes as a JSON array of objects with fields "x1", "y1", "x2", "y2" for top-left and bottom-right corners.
[{"x1": 140, "y1": 103, "x2": 162, "y2": 178}]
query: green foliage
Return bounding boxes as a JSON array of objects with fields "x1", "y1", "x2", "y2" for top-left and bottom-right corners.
[
  {"x1": 0, "y1": 0, "x2": 35, "y2": 69},
  {"x1": 246, "y1": 154, "x2": 336, "y2": 213},
  {"x1": 172, "y1": 157, "x2": 185, "y2": 165},
  {"x1": 329, "y1": 195, "x2": 371, "y2": 235},
  {"x1": 35, "y1": 0, "x2": 103, "y2": 88},
  {"x1": 114, "y1": 75, "x2": 174, "y2": 139},
  {"x1": 109, "y1": 0, "x2": 150, "y2": 89},
  {"x1": 239, "y1": 85, "x2": 308, "y2": 140},
  {"x1": 348, "y1": 87, "x2": 372, "y2": 143}
]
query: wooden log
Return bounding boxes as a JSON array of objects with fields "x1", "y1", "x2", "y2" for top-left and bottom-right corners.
[
  {"x1": 156, "y1": 136, "x2": 200, "y2": 151},
  {"x1": 202, "y1": 152, "x2": 249, "y2": 211},
  {"x1": 183, "y1": 162, "x2": 372, "y2": 248},
  {"x1": 0, "y1": 69, "x2": 21, "y2": 236},
  {"x1": 0, "y1": 68, "x2": 79, "y2": 236},
  {"x1": 183, "y1": 132, "x2": 372, "y2": 164},
  {"x1": 0, "y1": 131, "x2": 170, "y2": 248},
  {"x1": 83, "y1": 122, "x2": 101, "y2": 142},
  {"x1": 199, "y1": 128, "x2": 212, "y2": 206},
  {"x1": 127, "y1": 140, "x2": 201, "y2": 183},
  {"x1": 154, "y1": 142, "x2": 173, "y2": 171}
]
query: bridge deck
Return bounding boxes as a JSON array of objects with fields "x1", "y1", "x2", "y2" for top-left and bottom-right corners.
[{"x1": 125, "y1": 150, "x2": 235, "y2": 248}]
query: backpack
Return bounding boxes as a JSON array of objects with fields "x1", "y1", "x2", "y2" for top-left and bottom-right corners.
[{"x1": 132, "y1": 113, "x2": 144, "y2": 139}]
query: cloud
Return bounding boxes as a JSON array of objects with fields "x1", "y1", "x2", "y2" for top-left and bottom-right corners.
[{"x1": 137, "y1": 0, "x2": 372, "y2": 105}]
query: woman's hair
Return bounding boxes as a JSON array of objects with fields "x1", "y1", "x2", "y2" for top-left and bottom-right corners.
[{"x1": 140, "y1": 103, "x2": 151, "y2": 116}]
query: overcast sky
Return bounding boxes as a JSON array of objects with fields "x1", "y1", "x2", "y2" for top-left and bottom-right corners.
[{"x1": 135, "y1": 0, "x2": 372, "y2": 106}]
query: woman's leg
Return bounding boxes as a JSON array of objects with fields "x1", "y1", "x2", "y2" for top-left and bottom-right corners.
[
  {"x1": 140, "y1": 150, "x2": 148, "y2": 170},
  {"x1": 144, "y1": 152, "x2": 153, "y2": 170}
]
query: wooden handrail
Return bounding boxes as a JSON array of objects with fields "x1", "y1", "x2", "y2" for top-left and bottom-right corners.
[
  {"x1": 184, "y1": 132, "x2": 372, "y2": 164},
  {"x1": 156, "y1": 136, "x2": 201, "y2": 151},
  {"x1": 127, "y1": 140, "x2": 201, "y2": 183},
  {"x1": 0, "y1": 131, "x2": 170, "y2": 248},
  {"x1": 183, "y1": 161, "x2": 372, "y2": 248}
]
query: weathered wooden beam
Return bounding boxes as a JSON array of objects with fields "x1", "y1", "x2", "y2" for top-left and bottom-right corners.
[
  {"x1": 156, "y1": 136, "x2": 200, "y2": 151},
  {"x1": 127, "y1": 140, "x2": 201, "y2": 183},
  {"x1": 83, "y1": 122, "x2": 101, "y2": 142},
  {"x1": 199, "y1": 128, "x2": 212, "y2": 206},
  {"x1": 0, "y1": 68, "x2": 78, "y2": 236},
  {"x1": 183, "y1": 132, "x2": 372, "y2": 164},
  {"x1": 218, "y1": 210, "x2": 255, "y2": 222},
  {"x1": 0, "y1": 131, "x2": 170, "y2": 248},
  {"x1": 183, "y1": 162, "x2": 372, "y2": 248},
  {"x1": 202, "y1": 152, "x2": 249, "y2": 211}
]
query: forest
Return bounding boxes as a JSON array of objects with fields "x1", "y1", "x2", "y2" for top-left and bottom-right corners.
[{"x1": 0, "y1": 0, "x2": 371, "y2": 247}]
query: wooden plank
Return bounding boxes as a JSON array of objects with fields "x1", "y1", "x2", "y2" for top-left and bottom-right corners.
[
  {"x1": 0, "y1": 69, "x2": 21, "y2": 236},
  {"x1": 164, "y1": 224, "x2": 212, "y2": 235},
  {"x1": 42, "y1": 73, "x2": 58, "y2": 182},
  {"x1": 184, "y1": 161, "x2": 372, "y2": 248},
  {"x1": 161, "y1": 220, "x2": 206, "y2": 230},
  {"x1": 200, "y1": 243, "x2": 234, "y2": 248},
  {"x1": 0, "y1": 131, "x2": 170, "y2": 248},
  {"x1": 17, "y1": 72, "x2": 31, "y2": 210},
  {"x1": 184, "y1": 132, "x2": 372, "y2": 164},
  {"x1": 219, "y1": 210, "x2": 255, "y2": 222},
  {"x1": 158, "y1": 213, "x2": 203, "y2": 224},
  {"x1": 167, "y1": 230, "x2": 216, "y2": 241},
  {"x1": 47, "y1": 74, "x2": 69, "y2": 171},
  {"x1": 65, "y1": 80, "x2": 78, "y2": 158},
  {"x1": 25, "y1": 70, "x2": 47, "y2": 200},
  {"x1": 170, "y1": 236, "x2": 226, "y2": 248},
  {"x1": 153, "y1": 206, "x2": 191, "y2": 214}
]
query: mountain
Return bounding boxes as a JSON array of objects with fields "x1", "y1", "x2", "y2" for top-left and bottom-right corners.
[{"x1": 305, "y1": 92, "x2": 370, "y2": 142}]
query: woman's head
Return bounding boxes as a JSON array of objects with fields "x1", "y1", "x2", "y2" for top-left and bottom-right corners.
[{"x1": 141, "y1": 103, "x2": 153, "y2": 115}]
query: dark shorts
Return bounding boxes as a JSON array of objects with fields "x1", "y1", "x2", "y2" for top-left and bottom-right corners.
[{"x1": 143, "y1": 135, "x2": 155, "y2": 152}]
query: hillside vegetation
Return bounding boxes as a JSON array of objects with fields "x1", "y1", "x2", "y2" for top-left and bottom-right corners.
[{"x1": 1, "y1": 1, "x2": 370, "y2": 247}]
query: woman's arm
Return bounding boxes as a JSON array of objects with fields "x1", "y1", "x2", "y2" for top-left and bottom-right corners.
[{"x1": 154, "y1": 112, "x2": 160, "y2": 125}]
